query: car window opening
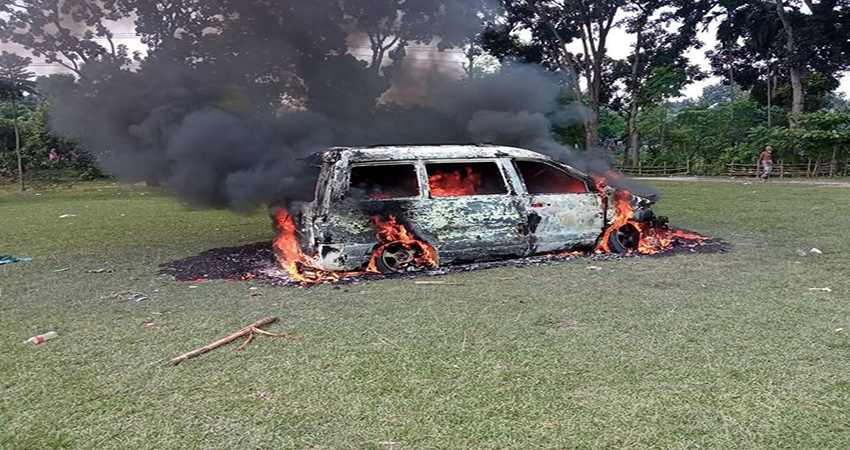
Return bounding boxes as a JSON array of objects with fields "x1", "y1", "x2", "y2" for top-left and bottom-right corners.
[
  {"x1": 426, "y1": 162, "x2": 508, "y2": 197},
  {"x1": 515, "y1": 160, "x2": 588, "y2": 194},
  {"x1": 349, "y1": 164, "x2": 420, "y2": 200}
]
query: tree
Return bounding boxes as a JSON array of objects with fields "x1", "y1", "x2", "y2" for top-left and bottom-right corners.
[
  {"x1": 568, "y1": 0, "x2": 626, "y2": 149},
  {"x1": 707, "y1": 0, "x2": 850, "y2": 128},
  {"x1": 824, "y1": 92, "x2": 850, "y2": 114},
  {"x1": 0, "y1": 52, "x2": 36, "y2": 191},
  {"x1": 616, "y1": 0, "x2": 705, "y2": 165},
  {"x1": 121, "y1": 0, "x2": 493, "y2": 118},
  {"x1": 482, "y1": 0, "x2": 624, "y2": 149},
  {"x1": 486, "y1": 0, "x2": 711, "y2": 151},
  {"x1": 773, "y1": 0, "x2": 804, "y2": 126},
  {"x1": 696, "y1": 83, "x2": 744, "y2": 108},
  {"x1": 343, "y1": 0, "x2": 449, "y2": 76},
  {"x1": 744, "y1": 112, "x2": 850, "y2": 169},
  {"x1": 0, "y1": 0, "x2": 130, "y2": 76},
  {"x1": 123, "y1": 0, "x2": 215, "y2": 55},
  {"x1": 650, "y1": 94, "x2": 766, "y2": 169}
]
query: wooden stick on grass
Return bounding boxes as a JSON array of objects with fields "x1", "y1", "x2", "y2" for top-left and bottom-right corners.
[{"x1": 168, "y1": 316, "x2": 300, "y2": 366}]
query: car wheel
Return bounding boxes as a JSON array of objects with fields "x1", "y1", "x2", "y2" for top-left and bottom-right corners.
[
  {"x1": 607, "y1": 223, "x2": 641, "y2": 253},
  {"x1": 374, "y1": 242, "x2": 417, "y2": 274}
]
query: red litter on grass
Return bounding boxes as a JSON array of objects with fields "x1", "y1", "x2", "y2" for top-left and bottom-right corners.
[{"x1": 26, "y1": 332, "x2": 58, "y2": 345}]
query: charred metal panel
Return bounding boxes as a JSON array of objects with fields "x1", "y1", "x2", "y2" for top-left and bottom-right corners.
[
  {"x1": 330, "y1": 145, "x2": 547, "y2": 164},
  {"x1": 316, "y1": 244, "x2": 346, "y2": 271},
  {"x1": 401, "y1": 196, "x2": 528, "y2": 259},
  {"x1": 524, "y1": 193, "x2": 605, "y2": 254},
  {"x1": 311, "y1": 194, "x2": 529, "y2": 270}
]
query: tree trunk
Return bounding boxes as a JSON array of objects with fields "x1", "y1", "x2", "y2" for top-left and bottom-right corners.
[
  {"x1": 788, "y1": 66, "x2": 806, "y2": 127},
  {"x1": 628, "y1": 109, "x2": 640, "y2": 166},
  {"x1": 775, "y1": 0, "x2": 806, "y2": 128},
  {"x1": 586, "y1": 71, "x2": 601, "y2": 149},
  {"x1": 627, "y1": 27, "x2": 645, "y2": 166},
  {"x1": 767, "y1": 70, "x2": 772, "y2": 127},
  {"x1": 586, "y1": 103, "x2": 600, "y2": 149},
  {"x1": 12, "y1": 96, "x2": 23, "y2": 192},
  {"x1": 571, "y1": 8, "x2": 616, "y2": 150},
  {"x1": 532, "y1": 5, "x2": 586, "y2": 129}
]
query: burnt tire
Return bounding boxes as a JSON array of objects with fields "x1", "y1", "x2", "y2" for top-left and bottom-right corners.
[
  {"x1": 374, "y1": 242, "x2": 417, "y2": 274},
  {"x1": 607, "y1": 223, "x2": 641, "y2": 254}
]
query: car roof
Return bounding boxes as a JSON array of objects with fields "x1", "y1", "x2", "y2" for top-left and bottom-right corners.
[{"x1": 321, "y1": 144, "x2": 556, "y2": 163}]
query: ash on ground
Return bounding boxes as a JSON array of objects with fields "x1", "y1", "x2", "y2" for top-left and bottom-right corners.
[{"x1": 159, "y1": 234, "x2": 729, "y2": 287}]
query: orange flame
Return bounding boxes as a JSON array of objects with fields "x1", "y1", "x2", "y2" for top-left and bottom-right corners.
[
  {"x1": 273, "y1": 210, "x2": 437, "y2": 284},
  {"x1": 366, "y1": 215, "x2": 439, "y2": 273},
  {"x1": 273, "y1": 210, "x2": 334, "y2": 284},
  {"x1": 596, "y1": 188, "x2": 636, "y2": 253},
  {"x1": 594, "y1": 177, "x2": 706, "y2": 255},
  {"x1": 429, "y1": 167, "x2": 482, "y2": 197}
]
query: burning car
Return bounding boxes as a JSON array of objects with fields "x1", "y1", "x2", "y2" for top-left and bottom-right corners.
[{"x1": 272, "y1": 145, "x2": 695, "y2": 283}]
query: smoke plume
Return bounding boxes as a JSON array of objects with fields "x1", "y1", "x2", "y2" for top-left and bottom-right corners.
[{"x1": 40, "y1": 0, "x2": 654, "y2": 211}]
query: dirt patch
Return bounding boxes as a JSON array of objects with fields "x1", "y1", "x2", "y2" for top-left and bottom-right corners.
[
  {"x1": 160, "y1": 242, "x2": 275, "y2": 282},
  {"x1": 160, "y1": 234, "x2": 729, "y2": 287}
]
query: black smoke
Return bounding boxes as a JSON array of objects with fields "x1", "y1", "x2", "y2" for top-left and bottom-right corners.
[{"x1": 40, "y1": 1, "x2": 654, "y2": 211}]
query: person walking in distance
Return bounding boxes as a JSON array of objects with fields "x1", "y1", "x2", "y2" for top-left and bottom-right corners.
[{"x1": 757, "y1": 146, "x2": 774, "y2": 182}]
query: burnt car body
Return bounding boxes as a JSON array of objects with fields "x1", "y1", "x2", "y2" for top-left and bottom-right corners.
[{"x1": 290, "y1": 145, "x2": 658, "y2": 272}]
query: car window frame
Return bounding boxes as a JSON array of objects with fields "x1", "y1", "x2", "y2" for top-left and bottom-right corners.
[
  {"x1": 346, "y1": 161, "x2": 423, "y2": 202},
  {"x1": 512, "y1": 158, "x2": 591, "y2": 195},
  {"x1": 422, "y1": 159, "x2": 513, "y2": 199}
]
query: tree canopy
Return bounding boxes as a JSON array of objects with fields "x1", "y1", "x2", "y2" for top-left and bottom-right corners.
[{"x1": 0, "y1": 0, "x2": 849, "y2": 187}]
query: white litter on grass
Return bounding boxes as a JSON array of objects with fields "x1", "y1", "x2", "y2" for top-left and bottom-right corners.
[
  {"x1": 809, "y1": 248, "x2": 823, "y2": 255},
  {"x1": 188, "y1": 285, "x2": 199, "y2": 289},
  {"x1": 59, "y1": 214, "x2": 77, "y2": 219},
  {"x1": 808, "y1": 287, "x2": 832, "y2": 292},
  {"x1": 836, "y1": 328, "x2": 844, "y2": 333},
  {"x1": 587, "y1": 266, "x2": 603, "y2": 272}
]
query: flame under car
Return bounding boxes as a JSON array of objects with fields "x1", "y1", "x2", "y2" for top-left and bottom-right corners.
[{"x1": 282, "y1": 145, "x2": 662, "y2": 274}]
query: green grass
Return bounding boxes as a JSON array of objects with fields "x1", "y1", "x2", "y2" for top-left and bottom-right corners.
[{"x1": 1, "y1": 180, "x2": 849, "y2": 449}]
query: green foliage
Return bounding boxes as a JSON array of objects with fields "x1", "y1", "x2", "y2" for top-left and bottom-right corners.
[
  {"x1": 641, "y1": 95, "x2": 765, "y2": 168},
  {"x1": 551, "y1": 107, "x2": 625, "y2": 150},
  {"x1": 598, "y1": 107, "x2": 627, "y2": 142},
  {"x1": 696, "y1": 83, "x2": 744, "y2": 108},
  {"x1": 708, "y1": 0, "x2": 850, "y2": 117},
  {"x1": 635, "y1": 92, "x2": 850, "y2": 173},
  {"x1": 0, "y1": 101, "x2": 104, "y2": 182},
  {"x1": 795, "y1": 111, "x2": 850, "y2": 130},
  {"x1": 745, "y1": 112, "x2": 850, "y2": 163},
  {"x1": 0, "y1": 51, "x2": 37, "y2": 99}
]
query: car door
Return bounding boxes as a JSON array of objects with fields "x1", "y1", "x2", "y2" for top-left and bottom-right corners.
[
  {"x1": 512, "y1": 159, "x2": 605, "y2": 254},
  {"x1": 405, "y1": 160, "x2": 529, "y2": 262},
  {"x1": 317, "y1": 161, "x2": 425, "y2": 262}
]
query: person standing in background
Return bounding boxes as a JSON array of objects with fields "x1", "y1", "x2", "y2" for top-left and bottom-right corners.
[{"x1": 757, "y1": 146, "x2": 774, "y2": 182}]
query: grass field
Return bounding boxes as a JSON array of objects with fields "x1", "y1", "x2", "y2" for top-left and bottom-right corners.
[{"x1": 1, "y1": 180, "x2": 849, "y2": 449}]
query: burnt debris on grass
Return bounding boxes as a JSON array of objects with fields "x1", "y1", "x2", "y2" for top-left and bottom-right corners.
[{"x1": 159, "y1": 233, "x2": 728, "y2": 287}]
